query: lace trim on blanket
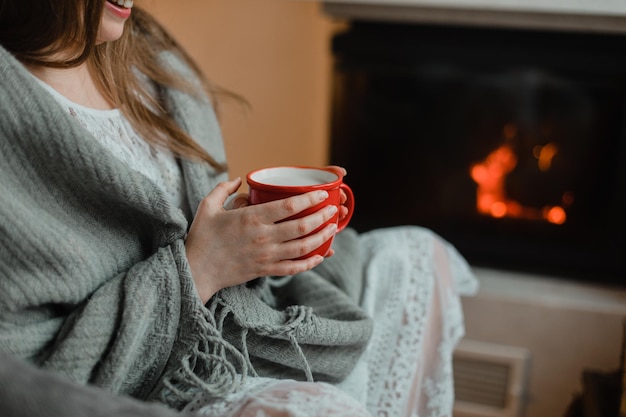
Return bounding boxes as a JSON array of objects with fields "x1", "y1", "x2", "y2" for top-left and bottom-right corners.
[
  {"x1": 357, "y1": 227, "x2": 475, "y2": 417},
  {"x1": 360, "y1": 228, "x2": 431, "y2": 417},
  {"x1": 421, "y1": 287, "x2": 466, "y2": 417},
  {"x1": 423, "y1": 236, "x2": 478, "y2": 416}
]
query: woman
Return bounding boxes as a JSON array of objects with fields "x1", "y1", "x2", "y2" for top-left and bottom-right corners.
[{"x1": 0, "y1": 1, "x2": 478, "y2": 416}]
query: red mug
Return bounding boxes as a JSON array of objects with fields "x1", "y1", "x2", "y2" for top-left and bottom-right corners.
[{"x1": 246, "y1": 166, "x2": 355, "y2": 259}]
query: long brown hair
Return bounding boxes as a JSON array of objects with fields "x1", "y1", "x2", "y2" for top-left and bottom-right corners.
[{"x1": 0, "y1": 0, "x2": 233, "y2": 170}]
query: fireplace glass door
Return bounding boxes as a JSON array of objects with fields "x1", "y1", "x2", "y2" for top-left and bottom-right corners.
[{"x1": 329, "y1": 22, "x2": 626, "y2": 283}]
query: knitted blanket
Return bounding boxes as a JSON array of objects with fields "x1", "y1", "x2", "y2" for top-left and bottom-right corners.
[{"x1": 0, "y1": 45, "x2": 372, "y2": 409}]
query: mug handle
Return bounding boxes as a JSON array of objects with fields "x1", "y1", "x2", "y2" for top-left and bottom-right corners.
[{"x1": 337, "y1": 183, "x2": 355, "y2": 232}]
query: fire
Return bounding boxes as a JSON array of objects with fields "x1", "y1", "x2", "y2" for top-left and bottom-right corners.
[
  {"x1": 470, "y1": 133, "x2": 570, "y2": 225},
  {"x1": 470, "y1": 144, "x2": 517, "y2": 216},
  {"x1": 545, "y1": 206, "x2": 566, "y2": 225},
  {"x1": 533, "y1": 143, "x2": 559, "y2": 172}
]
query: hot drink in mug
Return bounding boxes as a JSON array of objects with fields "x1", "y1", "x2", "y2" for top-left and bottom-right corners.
[{"x1": 246, "y1": 166, "x2": 355, "y2": 259}]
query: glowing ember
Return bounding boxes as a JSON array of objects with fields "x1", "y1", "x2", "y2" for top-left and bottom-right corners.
[
  {"x1": 545, "y1": 206, "x2": 567, "y2": 225},
  {"x1": 470, "y1": 144, "x2": 517, "y2": 216},
  {"x1": 533, "y1": 143, "x2": 559, "y2": 172},
  {"x1": 470, "y1": 136, "x2": 570, "y2": 225}
]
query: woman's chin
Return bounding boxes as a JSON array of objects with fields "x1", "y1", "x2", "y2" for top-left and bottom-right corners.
[
  {"x1": 98, "y1": 1, "x2": 131, "y2": 43},
  {"x1": 96, "y1": 24, "x2": 125, "y2": 44}
]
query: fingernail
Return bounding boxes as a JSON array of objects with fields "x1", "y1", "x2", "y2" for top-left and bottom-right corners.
[
  {"x1": 318, "y1": 191, "x2": 329, "y2": 200},
  {"x1": 328, "y1": 205, "x2": 338, "y2": 215}
]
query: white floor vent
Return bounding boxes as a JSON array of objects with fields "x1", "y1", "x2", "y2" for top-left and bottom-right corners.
[{"x1": 453, "y1": 339, "x2": 530, "y2": 417}]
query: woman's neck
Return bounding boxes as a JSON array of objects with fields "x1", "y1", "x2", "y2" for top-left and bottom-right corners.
[{"x1": 26, "y1": 62, "x2": 114, "y2": 110}]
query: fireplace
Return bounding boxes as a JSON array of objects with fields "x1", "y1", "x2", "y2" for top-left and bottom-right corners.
[{"x1": 328, "y1": 21, "x2": 626, "y2": 284}]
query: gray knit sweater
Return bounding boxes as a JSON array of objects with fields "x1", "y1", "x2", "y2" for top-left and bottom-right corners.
[{"x1": 0, "y1": 45, "x2": 372, "y2": 409}]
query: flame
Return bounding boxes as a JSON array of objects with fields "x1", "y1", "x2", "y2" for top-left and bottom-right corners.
[
  {"x1": 545, "y1": 206, "x2": 566, "y2": 225},
  {"x1": 470, "y1": 144, "x2": 517, "y2": 216},
  {"x1": 533, "y1": 143, "x2": 559, "y2": 172},
  {"x1": 470, "y1": 136, "x2": 570, "y2": 225}
]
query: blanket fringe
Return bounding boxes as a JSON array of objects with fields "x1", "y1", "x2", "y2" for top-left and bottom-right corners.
[
  {"x1": 253, "y1": 304, "x2": 315, "y2": 382},
  {"x1": 162, "y1": 299, "x2": 318, "y2": 407},
  {"x1": 160, "y1": 306, "x2": 251, "y2": 407},
  {"x1": 214, "y1": 297, "x2": 316, "y2": 383}
]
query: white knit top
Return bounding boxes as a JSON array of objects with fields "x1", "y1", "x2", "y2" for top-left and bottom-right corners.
[{"x1": 33, "y1": 78, "x2": 189, "y2": 215}]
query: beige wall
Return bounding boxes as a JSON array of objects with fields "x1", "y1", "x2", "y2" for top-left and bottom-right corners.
[{"x1": 146, "y1": 0, "x2": 336, "y2": 183}]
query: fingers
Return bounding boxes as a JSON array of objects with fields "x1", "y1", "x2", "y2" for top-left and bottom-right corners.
[
  {"x1": 339, "y1": 189, "x2": 347, "y2": 205},
  {"x1": 201, "y1": 178, "x2": 243, "y2": 214},
  {"x1": 280, "y1": 221, "x2": 337, "y2": 260},
  {"x1": 271, "y1": 201, "x2": 337, "y2": 243},
  {"x1": 338, "y1": 205, "x2": 349, "y2": 222},
  {"x1": 245, "y1": 195, "x2": 338, "y2": 266},
  {"x1": 254, "y1": 190, "x2": 339, "y2": 252},
  {"x1": 271, "y1": 255, "x2": 326, "y2": 277},
  {"x1": 224, "y1": 177, "x2": 243, "y2": 194},
  {"x1": 269, "y1": 221, "x2": 336, "y2": 275},
  {"x1": 325, "y1": 165, "x2": 347, "y2": 177},
  {"x1": 258, "y1": 190, "x2": 330, "y2": 224}
]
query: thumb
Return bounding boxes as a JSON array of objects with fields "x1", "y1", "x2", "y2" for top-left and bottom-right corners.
[{"x1": 205, "y1": 177, "x2": 242, "y2": 213}]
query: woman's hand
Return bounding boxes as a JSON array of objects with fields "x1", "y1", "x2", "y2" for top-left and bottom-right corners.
[
  {"x1": 185, "y1": 178, "x2": 338, "y2": 304},
  {"x1": 326, "y1": 165, "x2": 350, "y2": 222}
]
